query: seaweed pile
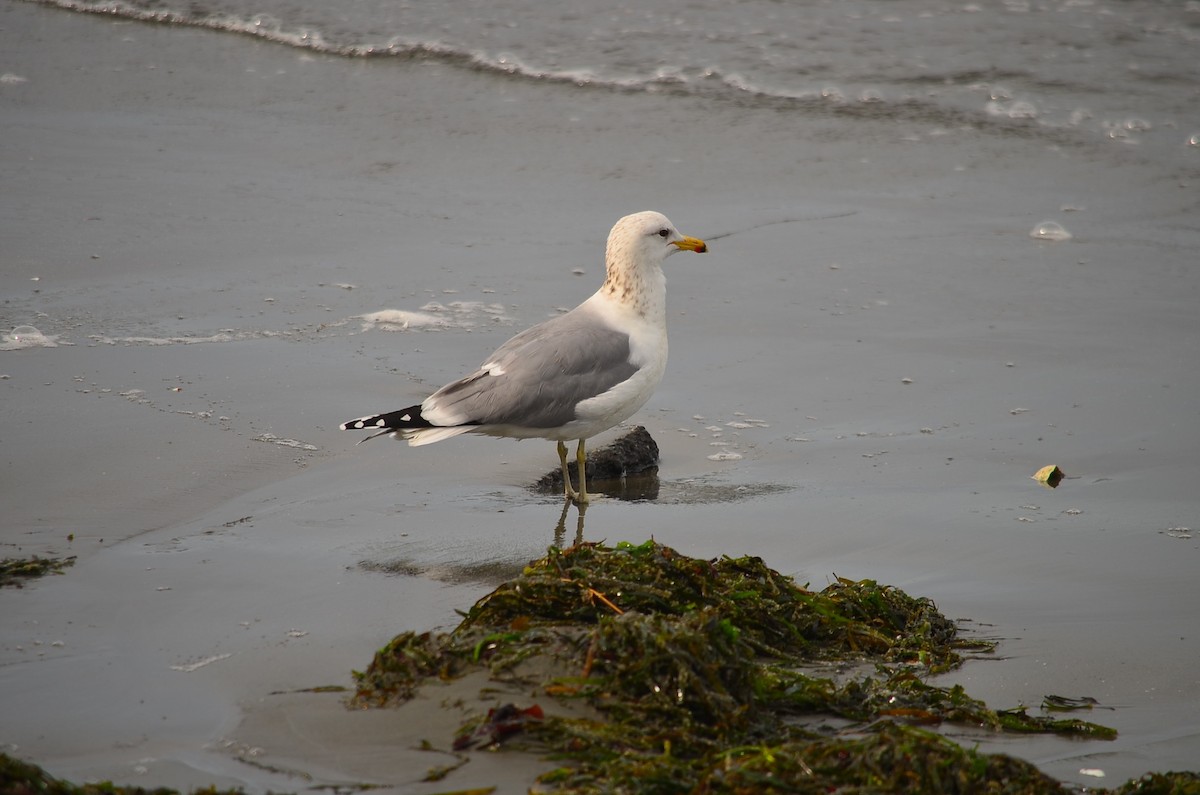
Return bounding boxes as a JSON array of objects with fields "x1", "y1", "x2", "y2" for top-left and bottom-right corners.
[
  {"x1": 352, "y1": 540, "x2": 1148, "y2": 794},
  {"x1": 0, "y1": 554, "x2": 75, "y2": 588}
]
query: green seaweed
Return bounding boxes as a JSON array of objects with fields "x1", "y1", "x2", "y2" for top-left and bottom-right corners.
[
  {"x1": 351, "y1": 541, "x2": 1133, "y2": 794},
  {"x1": 0, "y1": 555, "x2": 75, "y2": 588},
  {"x1": 4, "y1": 747, "x2": 1198, "y2": 795},
  {"x1": 535, "y1": 721, "x2": 1067, "y2": 795},
  {"x1": 352, "y1": 541, "x2": 986, "y2": 710},
  {"x1": 0, "y1": 750, "x2": 241, "y2": 795},
  {"x1": 1107, "y1": 772, "x2": 1200, "y2": 795}
]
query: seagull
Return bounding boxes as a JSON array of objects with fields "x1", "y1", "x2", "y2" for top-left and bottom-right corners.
[{"x1": 341, "y1": 210, "x2": 707, "y2": 505}]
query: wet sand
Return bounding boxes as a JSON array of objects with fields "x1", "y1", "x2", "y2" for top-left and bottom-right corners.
[{"x1": 3, "y1": 2, "x2": 1199, "y2": 791}]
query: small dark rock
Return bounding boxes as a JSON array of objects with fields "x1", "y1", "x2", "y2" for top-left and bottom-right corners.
[{"x1": 535, "y1": 426, "x2": 660, "y2": 501}]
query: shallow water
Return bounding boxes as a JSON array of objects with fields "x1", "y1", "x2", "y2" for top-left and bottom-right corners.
[
  {"x1": 2, "y1": 0, "x2": 1199, "y2": 790},
  {"x1": 27, "y1": 0, "x2": 1200, "y2": 167}
]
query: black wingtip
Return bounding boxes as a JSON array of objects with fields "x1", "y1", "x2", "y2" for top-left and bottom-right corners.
[{"x1": 340, "y1": 404, "x2": 433, "y2": 434}]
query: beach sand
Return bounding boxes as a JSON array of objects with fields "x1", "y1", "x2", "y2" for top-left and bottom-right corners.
[{"x1": 2, "y1": 2, "x2": 1199, "y2": 791}]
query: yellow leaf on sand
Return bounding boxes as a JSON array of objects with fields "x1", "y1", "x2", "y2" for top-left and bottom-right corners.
[{"x1": 1032, "y1": 465, "x2": 1064, "y2": 489}]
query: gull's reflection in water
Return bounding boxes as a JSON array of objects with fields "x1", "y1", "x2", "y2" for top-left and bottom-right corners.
[
  {"x1": 356, "y1": 470, "x2": 663, "y2": 586},
  {"x1": 357, "y1": 469, "x2": 792, "y2": 587},
  {"x1": 551, "y1": 470, "x2": 661, "y2": 547}
]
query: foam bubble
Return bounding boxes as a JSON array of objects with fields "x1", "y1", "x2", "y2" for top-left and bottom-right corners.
[
  {"x1": 1, "y1": 325, "x2": 60, "y2": 350},
  {"x1": 1102, "y1": 120, "x2": 1141, "y2": 144},
  {"x1": 1029, "y1": 221, "x2": 1072, "y2": 242}
]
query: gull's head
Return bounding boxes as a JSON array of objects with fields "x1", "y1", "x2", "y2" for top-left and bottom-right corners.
[{"x1": 606, "y1": 211, "x2": 707, "y2": 272}]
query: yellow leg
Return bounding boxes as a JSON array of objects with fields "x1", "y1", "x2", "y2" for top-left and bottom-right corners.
[
  {"x1": 575, "y1": 439, "x2": 589, "y2": 505},
  {"x1": 557, "y1": 440, "x2": 581, "y2": 503}
]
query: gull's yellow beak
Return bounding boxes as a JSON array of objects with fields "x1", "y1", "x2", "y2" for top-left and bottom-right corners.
[{"x1": 673, "y1": 235, "x2": 708, "y2": 253}]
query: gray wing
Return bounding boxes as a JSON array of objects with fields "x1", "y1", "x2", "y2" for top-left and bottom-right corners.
[{"x1": 427, "y1": 307, "x2": 639, "y2": 429}]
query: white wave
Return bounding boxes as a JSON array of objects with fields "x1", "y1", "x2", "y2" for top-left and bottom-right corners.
[
  {"x1": 89, "y1": 331, "x2": 248, "y2": 346},
  {"x1": 358, "y1": 301, "x2": 511, "y2": 332}
]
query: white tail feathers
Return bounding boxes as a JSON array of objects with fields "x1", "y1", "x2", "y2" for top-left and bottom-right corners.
[{"x1": 403, "y1": 426, "x2": 473, "y2": 446}]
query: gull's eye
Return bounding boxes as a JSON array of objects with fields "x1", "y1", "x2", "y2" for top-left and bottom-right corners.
[{"x1": 657, "y1": 228, "x2": 670, "y2": 238}]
